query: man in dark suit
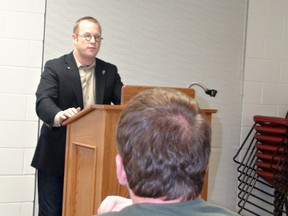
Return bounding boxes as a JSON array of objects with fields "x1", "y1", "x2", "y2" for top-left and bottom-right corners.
[{"x1": 31, "y1": 16, "x2": 123, "y2": 216}]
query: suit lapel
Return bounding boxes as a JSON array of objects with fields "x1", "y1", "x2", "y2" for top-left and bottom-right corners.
[
  {"x1": 64, "y1": 53, "x2": 84, "y2": 108},
  {"x1": 95, "y1": 58, "x2": 106, "y2": 104}
]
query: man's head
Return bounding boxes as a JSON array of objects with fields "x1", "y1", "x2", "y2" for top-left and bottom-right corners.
[
  {"x1": 72, "y1": 16, "x2": 102, "y2": 63},
  {"x1": 116, "y1": 88, "x2": 211, "y2": 201}
]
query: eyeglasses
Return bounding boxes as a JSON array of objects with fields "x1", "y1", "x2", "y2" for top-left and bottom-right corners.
[{"x1": 77, "y1": 34, "x2": 103, "y2": 42}]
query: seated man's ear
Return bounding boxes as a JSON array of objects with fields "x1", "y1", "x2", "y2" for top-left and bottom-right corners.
[{"x1": 116, "y1": 154, "x2": 127, "y2": 185}]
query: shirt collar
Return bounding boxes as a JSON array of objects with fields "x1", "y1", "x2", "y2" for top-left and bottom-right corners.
[{"x1": 74, "y1": 56, "x2": 96, "y2": 69}]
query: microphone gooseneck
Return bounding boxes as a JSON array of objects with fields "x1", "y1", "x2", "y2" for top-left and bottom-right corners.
[{"x1": 187, "y1": 82, "x2": 218, "y2": 97}]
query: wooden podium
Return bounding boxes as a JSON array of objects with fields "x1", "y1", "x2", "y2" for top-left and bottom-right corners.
[{"x1": 62, "y1": 85, "x2": 216, "y2": 216}]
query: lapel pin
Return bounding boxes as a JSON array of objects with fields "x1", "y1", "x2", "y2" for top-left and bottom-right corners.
[{"x1": 102, "y1": 70, "x2": 105, "y2": 75}]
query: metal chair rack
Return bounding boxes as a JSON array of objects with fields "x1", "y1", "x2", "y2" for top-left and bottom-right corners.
[{"x1": 233, "y1": 115, "x2": 288, "y2": 216}]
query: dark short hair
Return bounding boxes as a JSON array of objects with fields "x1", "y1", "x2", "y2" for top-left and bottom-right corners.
[
  {"x1": 116, "y1": 88, "x2": 211, "y2": 201},
  {"x1": 73, "y1": 16, "x2": 101, "y2": 34}
]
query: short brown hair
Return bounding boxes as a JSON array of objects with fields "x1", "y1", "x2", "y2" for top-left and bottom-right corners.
[
  {"x1": 116, "y1": 88, "x2": 211, "y2": 201},
  {"x1": 73, "y1": 16, "x2": 101, "y2": 34}
]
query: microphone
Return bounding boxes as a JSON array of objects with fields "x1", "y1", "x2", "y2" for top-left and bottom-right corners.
[{"x1": 187, "y1": 82, "x2": 218, "y2": 97}]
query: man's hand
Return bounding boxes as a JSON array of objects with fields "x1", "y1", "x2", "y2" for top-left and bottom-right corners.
[
  {"x1": 59, "y1": 107, "x2": 81, "y2": 124},
  {"x1": 97, "y1": 196, "x2": 132, "y2": 214}
]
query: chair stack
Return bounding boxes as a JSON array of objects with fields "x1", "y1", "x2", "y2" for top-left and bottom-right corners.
[{"x1": 233, "y1": 115, "x2": 288, "y2": 216}]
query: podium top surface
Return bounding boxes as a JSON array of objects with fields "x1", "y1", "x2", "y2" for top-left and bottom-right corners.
[
  {"x1": 62, "y1": 105, "x2": 124, "y2": 126},
  {"x1": 63, "y1": 85, "x2": 216, "y2": 126}
]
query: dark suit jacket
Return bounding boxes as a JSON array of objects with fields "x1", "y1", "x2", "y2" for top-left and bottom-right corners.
[{"x1": 31, "y1": 52, "x2": 123, "y2": 176}]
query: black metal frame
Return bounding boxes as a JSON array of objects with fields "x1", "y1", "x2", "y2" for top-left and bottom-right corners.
[{"x1": 233, "y1": 116, "x2": 288, "y2": 216}]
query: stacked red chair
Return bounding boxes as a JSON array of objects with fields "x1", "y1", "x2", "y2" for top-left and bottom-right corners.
[{"x1": 233, "y1": 114, "x2": 288, "y2": 216}]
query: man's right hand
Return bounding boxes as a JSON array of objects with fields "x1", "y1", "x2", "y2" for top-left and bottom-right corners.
[{"x1": 58, "y1": 107, "x2": 81, "y2": 124}]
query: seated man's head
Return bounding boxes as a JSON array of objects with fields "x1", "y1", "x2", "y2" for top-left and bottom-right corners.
[{"x1": 116, "y1": 88, "x2": 211, "y2": 201}]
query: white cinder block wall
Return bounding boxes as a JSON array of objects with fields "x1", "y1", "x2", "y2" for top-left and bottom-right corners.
[
  {"x1": 239, "y1": 0, "x2": 288, "y2": 215},
  {"x1": 0, "y1": 0, "x2": 45, "y2": 215},
  {"x1": 243, "y1": 0, "x2": 288, "y2": 124},
  {"x1": 0, "y1": 1, "x2": 287, "y2": 216}
]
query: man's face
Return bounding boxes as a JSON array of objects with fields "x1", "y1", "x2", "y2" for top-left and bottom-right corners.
[{"x1": 72, "y1": 20, "x2": 101, "y2": 61}]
